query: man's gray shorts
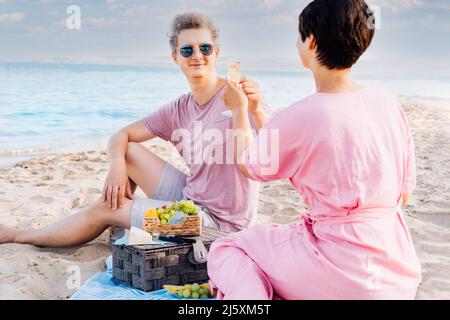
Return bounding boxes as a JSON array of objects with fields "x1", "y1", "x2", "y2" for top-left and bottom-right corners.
[{"x1": 129, "y1": 163, "x2": 220, "y2": 231}]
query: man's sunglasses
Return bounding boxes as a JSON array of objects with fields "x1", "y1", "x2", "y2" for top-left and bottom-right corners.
[{"x1": 179, "y1": 43, "x2": 214, "y2": 58}]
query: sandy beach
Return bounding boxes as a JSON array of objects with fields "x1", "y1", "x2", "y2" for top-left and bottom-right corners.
[{"x1": 0, "y1": 98, "x2": 449, "y2": 300}]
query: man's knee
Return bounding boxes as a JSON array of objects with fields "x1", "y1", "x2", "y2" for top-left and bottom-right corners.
[
  {"x1": 89, "y1": 197, "x2": 132, "y2": 228},
  {"x1": 125, "y1": 142, "x2": 144, "y2": 165},
  {"x1": 87, "y1": 197, "x2": 111, "y2": 225}
]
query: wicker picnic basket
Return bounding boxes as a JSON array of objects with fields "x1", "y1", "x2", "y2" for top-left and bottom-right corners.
[
  {"x1": 112, "y1": 227, "x2": 228, "y2": 292},
  {"x1": 143, "y1": 215, "x2": 201, "y2": 237}
]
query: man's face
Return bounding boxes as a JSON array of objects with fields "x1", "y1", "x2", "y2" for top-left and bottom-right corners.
[{"x1": 173, "y1": 28, "x2": 219, "y2": 80}]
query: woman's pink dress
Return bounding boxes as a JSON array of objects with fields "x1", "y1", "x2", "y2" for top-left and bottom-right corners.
[{"x1": 207, "y1": 86, "x2": 422, "y2": 299}]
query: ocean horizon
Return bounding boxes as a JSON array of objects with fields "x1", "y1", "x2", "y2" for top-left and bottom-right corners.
[{"x1": 1, "y1": 61, "x2": 450, "y2": 167}]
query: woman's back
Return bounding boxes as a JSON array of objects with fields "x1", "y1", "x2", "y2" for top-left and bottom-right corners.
[
  {"x1": 253, "y1": 86, "x2": 415, "y2": 221},
  {"x1": 234, "y1": 86, "x2": 423, "y2": 298}
]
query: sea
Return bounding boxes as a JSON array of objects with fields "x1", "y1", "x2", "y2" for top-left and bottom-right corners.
[{"x1": 1, "y1": 61, "x2": 450, "y2": 167}]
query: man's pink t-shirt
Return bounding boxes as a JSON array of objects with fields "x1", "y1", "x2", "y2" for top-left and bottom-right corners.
[{"x1": 144, "y1": 85, "x2": 270, "y2": 232}]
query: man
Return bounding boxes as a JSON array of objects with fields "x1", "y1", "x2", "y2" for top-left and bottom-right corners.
[{"x1": 0, "y1": 12, "x2": 270, "y2": 247}]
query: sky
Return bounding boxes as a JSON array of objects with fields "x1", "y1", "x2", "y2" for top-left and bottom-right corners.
[{"x1": 0, "y1": 0, "x2": 450, "y2": 75}]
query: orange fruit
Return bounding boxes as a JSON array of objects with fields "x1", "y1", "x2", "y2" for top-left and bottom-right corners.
[{"x1": 145, "y1": 208, "x2": 158, "y2": 218}]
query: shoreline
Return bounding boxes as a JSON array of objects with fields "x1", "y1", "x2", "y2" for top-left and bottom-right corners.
[
  {"x1": 0, "y1": 98, "x2": 449, "y2": 299},
  {"x1": 1, "y1": 96, "x2": 450, "y2": 170}
]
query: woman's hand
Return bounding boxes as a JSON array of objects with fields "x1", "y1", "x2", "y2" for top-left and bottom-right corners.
[
  {"x1": 239, "y1": 77, "x2": 262, "y2": 114},
  {"x1": 102, "y1": 158, "x2": 133, "y2": 210},
  {"x1": 222, "y1": 80, "x2": 248, "y2": 113}
]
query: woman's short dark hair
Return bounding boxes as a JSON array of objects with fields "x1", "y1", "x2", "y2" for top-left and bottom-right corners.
[{"x1": 298, "y1": 0, "x2": 375, "y2": 69}]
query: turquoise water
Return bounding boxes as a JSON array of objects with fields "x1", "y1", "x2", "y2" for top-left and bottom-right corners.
[{"x1": 1, "y1": 62, "x2": 450, "y2": 166}]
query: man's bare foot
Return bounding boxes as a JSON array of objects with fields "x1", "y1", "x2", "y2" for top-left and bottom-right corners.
[{"x1": 0, "y1": 224, "x2": 19, "y2": 244}]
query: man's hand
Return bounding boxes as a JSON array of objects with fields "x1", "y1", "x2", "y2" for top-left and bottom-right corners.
[
  {"x1": 102, "y1": 158, "x2": 133, "y2": 210},
  {"x1": 222, "y1": 80, "x2": 248, "y2": 113}
]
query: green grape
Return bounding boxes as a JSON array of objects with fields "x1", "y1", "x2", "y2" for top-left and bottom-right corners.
[
  {"x1": 182, "y1": 289, "x2": 191, "y2": 298},
  {"x1": 198, "y1": 288, "x2": 207, "y2": 295},
  {"x1": 184, "y1": 201, "x2": 197, "y2": 215},
  {"x1": 191, "y1": 292, "x2": 200, "y2": 299},
  {"x1": 177, "y1": 290, "x2": 184, "y2": 297},
  {"x1": 200, "y1": 294, "x2": 209, "y2": 299},
  {"x1": 191, "y1": 283, "x2": 200, "y2": 292},
  {"x1": 160, "y1": 219, "x2": 167, "y2": 225},
  {"x1": 164, "y1": 214, "x2": 170, "y2": 220}
]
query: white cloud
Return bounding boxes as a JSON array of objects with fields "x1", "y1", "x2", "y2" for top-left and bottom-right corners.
[
  {"x1": 263, "y1": 14, "x2": 296, "y2": 25},
  {"x1": 261, "y1": 0, "x2": 284, "y2": 10},
  {"x1": 83, "y1": 17, "x2": 117, "y2": 28},
  {"x1": 383, "y1": 12, "x2": 450, "y2": 32},
  {"x1": 366, "y1": 0, "x2": 424, "y2": 11},
  {"x1": 48, "y1": 9, "x2": 58, "y2": 16},
  {"x1": 426, "y1": 1, "x2": 450, "y2": 10},
  {"x1": 106, "y1": 0, "x2": 125, "y2": 11},
  {"x1": 53, "y1": 17, "x2": 117, "y2": 29},
  {"x1": 179, "y1": 0, "x2": 283, "y2": 10},
  {"x1": 123, "y1": 5, "x2": 156, "y2": 17},
  {"x1": 367, "y1": 0, "x2": 450, "y2": 11},
  {"x1": 0, "y1": 12, "x2": 25, "y2": 23}
]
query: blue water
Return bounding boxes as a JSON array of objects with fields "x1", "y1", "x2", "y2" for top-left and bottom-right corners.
[{"x1": 1, "y1": 62, "x2": 450, "y2": 166}]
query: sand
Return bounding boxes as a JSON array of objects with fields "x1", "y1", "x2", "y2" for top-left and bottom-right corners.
[{"x1": 0, "y1": 98, "x2": 449, "y2": 299}]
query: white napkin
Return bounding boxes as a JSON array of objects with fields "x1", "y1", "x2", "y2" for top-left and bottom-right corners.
[
  {"x1": 167, "y1": 211, "x2": 185, "y2": 225},
  {"x1": 128, "y1": 227, "x2": 154, "y2": 245}
]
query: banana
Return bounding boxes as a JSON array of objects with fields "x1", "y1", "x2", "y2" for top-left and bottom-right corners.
[{"x1": 162, "y1": 284, "x2": 184, "y2": 293}]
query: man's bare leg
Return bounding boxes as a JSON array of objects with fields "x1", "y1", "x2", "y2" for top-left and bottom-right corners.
[
  {"x1": 0, "y1": 142, "x2": 168, "y2": 247},
  {"x1": 0, "y1": 198, "x2": 132, "y2": 247}
]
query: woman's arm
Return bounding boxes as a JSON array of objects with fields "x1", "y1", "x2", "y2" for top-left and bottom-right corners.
[
  {"x1": 249, "y1": 110, "x2": 266, "y2": 132},
  {"x1": 222, "y1": 80, "x2": 255, "y2": 179},
  {"x1": 240, "y1": 77, "x2": 269, "y2": 132},
  {"x1": 233, "y1": 109, "x2": 253, "y2": 179}
]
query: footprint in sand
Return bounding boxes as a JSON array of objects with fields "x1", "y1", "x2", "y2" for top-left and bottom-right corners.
[
  {"x1": 48, "y1": 184, "x2": 69, "y2": 191},
  {"x1": 0, "y1": 274, "x2": 25, "y2": 285},
  {"x1": 70, "y1": 198, "x2": 80, "y2": 209},
  {"x1": 87, "y1": 188, "x2": 101, "y2": 195},
  {"x1": 272, "y1": 215, "x2": 298, "y2": 224},
  {"x1": 260, "y1": 202, "x2": 279, "y2": 215},
  {"x1": 88, "y1": 156, "x2": 104, "y2": 163},
  {"x1": 30, "y1": 195, "x2": 54, "y2": 204},
  {"x1": 70, "y1": 194, "x2": 89, "y2": 209},
  {"x1": 34, "y1": 182, "x2": 47, "y2": 187},
  {"x1": 83, "y1": 164, "x2": 94, "y2": 171}
]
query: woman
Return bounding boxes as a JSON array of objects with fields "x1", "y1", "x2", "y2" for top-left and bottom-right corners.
[
  {"x1": 0, "y1": 12, "x2": 270, "y2": 247},
  {"x1": 208, "y1": 0, "x2": 422, "y2": 299}
]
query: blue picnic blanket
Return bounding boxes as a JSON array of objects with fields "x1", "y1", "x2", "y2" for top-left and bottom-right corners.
[{"x1": 70, "y1": 256, "x2": 214, "y2": 300}]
